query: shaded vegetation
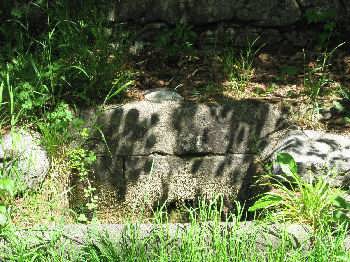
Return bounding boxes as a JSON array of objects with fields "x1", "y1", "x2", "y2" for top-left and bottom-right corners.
[{"x1": 0, "y1": 0, "x2": 133, "y2": 129}]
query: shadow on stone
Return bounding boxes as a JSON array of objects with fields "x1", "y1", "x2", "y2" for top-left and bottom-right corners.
[{"x1": 73, "y1": 99, "x2": 287, "y2": 221}]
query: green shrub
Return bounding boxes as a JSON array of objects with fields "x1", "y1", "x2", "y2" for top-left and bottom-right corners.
[
  {"x1": 37, "y1": 102, "x2": 81, "y2": 155},
  {"x1": 305, "y1": 9, "x2": 337, "y2": 48},
  {"x1": 0, "y1": 0, "x2": 133, "y2": 127},
  {"x1": 250, "y1": 153, "x2": 350, "y2": 231},
  {"x1": 155, "y1": 23, "x2": 197, "y2": 56},
  {"x1": 68, "y1": 129, "x2": 98, "y2": 223},
  {"x1": 303, "y1": 43, "x2": 344, "y2": 105}
]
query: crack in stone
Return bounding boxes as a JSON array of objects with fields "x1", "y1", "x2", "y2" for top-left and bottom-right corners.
[
  {"x1": 122, "y1": 156, "x2": 125, "y2": 178},
  {"x1": 114, "y1": 152, "x2": 256, "y2": 158},
  {"x1": 294, "y1": 0, "x2": 303, "y2": 13}
]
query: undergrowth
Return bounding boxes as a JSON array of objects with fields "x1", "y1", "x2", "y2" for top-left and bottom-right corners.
[
  {"x1": 0, "y1": 0, "x2": 133, "y2": 131},
  {"x1": 250, "y1": 153, "x2": 350, "y2": 232}
]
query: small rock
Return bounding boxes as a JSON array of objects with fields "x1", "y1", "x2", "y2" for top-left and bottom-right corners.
[
  {"x1": 129, "y1": 41, "x2": 144, "y2": 55},
  {"x1": 270, "y1": 130, "x2": 350, "y2": 188},
  {"x1": 0, "y1": 130, "x2": 50, "y2": 191},
  {"x1": 144, "y1": 89, "x2": 184, "y2": 103}
]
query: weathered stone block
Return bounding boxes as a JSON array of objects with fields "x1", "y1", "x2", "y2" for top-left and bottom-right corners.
[
  {"x1": 83, "y1": 100, "x2": 284, "y2": 214},
  {"x1": 0, "y1": 130, "x2": 50, "y2": 191},
  {"x1": 122, "y1": 154, "x2": 256, "y2": 209},
  {"x1": 269, "y1": 130, "x2": 350, "y2": 188},
  {"x1": 93, "y1": 100, "x2": 285, "y2": 157}
]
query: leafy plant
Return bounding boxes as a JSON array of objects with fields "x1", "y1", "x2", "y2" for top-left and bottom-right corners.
[
  {"x1": 303, "y1": 42, "x2": 345, "y2": 103},
  {"x1": 280, "y1": 66, "x2": 299, "y2": 79},
  {"x1": 37, "y1": 102, "x2": 81, "y2": 155},
  {"x1": 155, "y1": 23, "x2": 197, "y2": 56},
  {"x1": 103, "y1": 71, "x2": 135, "y2": 105},
  {"x1": 249, "y1": 153, "x2": 350, "y2": 231},
  {"x1": 0, "y1": 0, "x2": 132, "y2": 127},
  {"x1": 305, "y1": 9, "x2": 337, "y2": 48},
  {"x1": 68, "y1": 129, "x2": 98, "y2": 223},
  {"x1": 335, "y1": 87, "x2": 350, "y2": 124},
  {"x1": 254, "y1": 83, "x2": 277, "y2": 96}
]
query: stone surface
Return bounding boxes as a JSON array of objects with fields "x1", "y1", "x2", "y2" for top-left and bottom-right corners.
[
  {"x1": 0, "y1": 130, "x2": 50, "y2": 191},
  {"x1": 82, "y1": 100, "x2": 285, "y2": 211},
  {"x1": 115, "y1": 0, "x2": 350, "y2": 48},
  {"x1": 2, "y1": 222, "x2": 315, "y2": 253},
  {"x1": 123, "y1": 154, "x2": 255, "y2": 209},
  {"x1": 84, "y1": 154, "x2": 257, "y2": 216},
  {"x1": 92, "y1": 100, "x2": 285, "y2": 156},
  {"x1": 116, "y1": 0, "x2": 300, "y2": 26},
  {"x1": 269, "y1": 130, "x2": 350, "y2": 188}
]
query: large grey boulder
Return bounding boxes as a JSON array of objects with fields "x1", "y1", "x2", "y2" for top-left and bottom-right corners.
[
  {"x1": 82, "y1": 100, "x2": 285, "y2": 211},
  {"x1": 0, "y1": 130, "x2": 50, "y2": 191},
  {"x1": 269, "y1": 130, "x2": 350, "y2": 188}
]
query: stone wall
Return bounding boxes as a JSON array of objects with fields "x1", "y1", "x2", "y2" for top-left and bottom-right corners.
[{"x1": 115, "y1": 0, "x2": 350, "y2": 47}]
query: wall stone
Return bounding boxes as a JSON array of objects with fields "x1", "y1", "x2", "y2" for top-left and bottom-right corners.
[
  {"x1": 81, "y1": 100, "x2": 286, "y2": 213},
  {"x1": 115, "y1": 0, "x2": 349, "y2": 48},
  {"x1": 116, "y1": 0, "x2": 348, "y2": 26}
]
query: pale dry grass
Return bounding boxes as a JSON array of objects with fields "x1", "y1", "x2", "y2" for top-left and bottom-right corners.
[
  {"x1": 12, "y1": 147, "x2": 74, "y2": 227},
  {"x1": 288, "y1": 102, "x2": 326, "y2": 130}
]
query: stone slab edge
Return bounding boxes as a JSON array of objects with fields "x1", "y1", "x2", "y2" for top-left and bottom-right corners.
[{"x1": 4, "y1": 222, "x2": 348, "y2": 253}]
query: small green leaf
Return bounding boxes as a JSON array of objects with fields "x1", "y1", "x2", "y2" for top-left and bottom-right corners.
[
  {"x1": 333, "y1": 101, "x2": 345, "y2": 112},
  {"x1": 280, "y1": 66, "x2": 298, "y2": 77},
  {"x1": 11, "y1": 8, "x2": 23, "y2": 18},
  {"x1": 249, "y1": 194, "x2": 283, "y2": 212},
  {"x1": 333, "y1": 195, "x2": 350, "y2": 210},
  {"x1": 277, "y1": 153, "x2": 297, "y2": 176},
  {"x1": 77, "y1": 213, "x2": 88, "y2": 223},
  {"x1": 0, "y1": 213, "x2": 7, "y2": 226},
  {"x1": 0, "y1": 205, "x2": 8, "y2": 226},
  {"x1": 333, "y1": 210, "x2": 349, "y2": 223},
  {"x1": 0, "y1": 178, "x2": 15, "y2": 196}
]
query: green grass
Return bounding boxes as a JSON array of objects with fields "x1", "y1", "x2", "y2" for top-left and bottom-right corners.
[
  {"x1": 222, "y1": 37, "x2": 262, "y2": 91},
  {"x1": 1, "y1": 198, "x2": 349, "y2": 261},
  {"x1": 303, "y1": 43, "x2": 345, "y2": 104},
  {"x1": 250, "y1": 153, "x2": 350, "y2": 232}
]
